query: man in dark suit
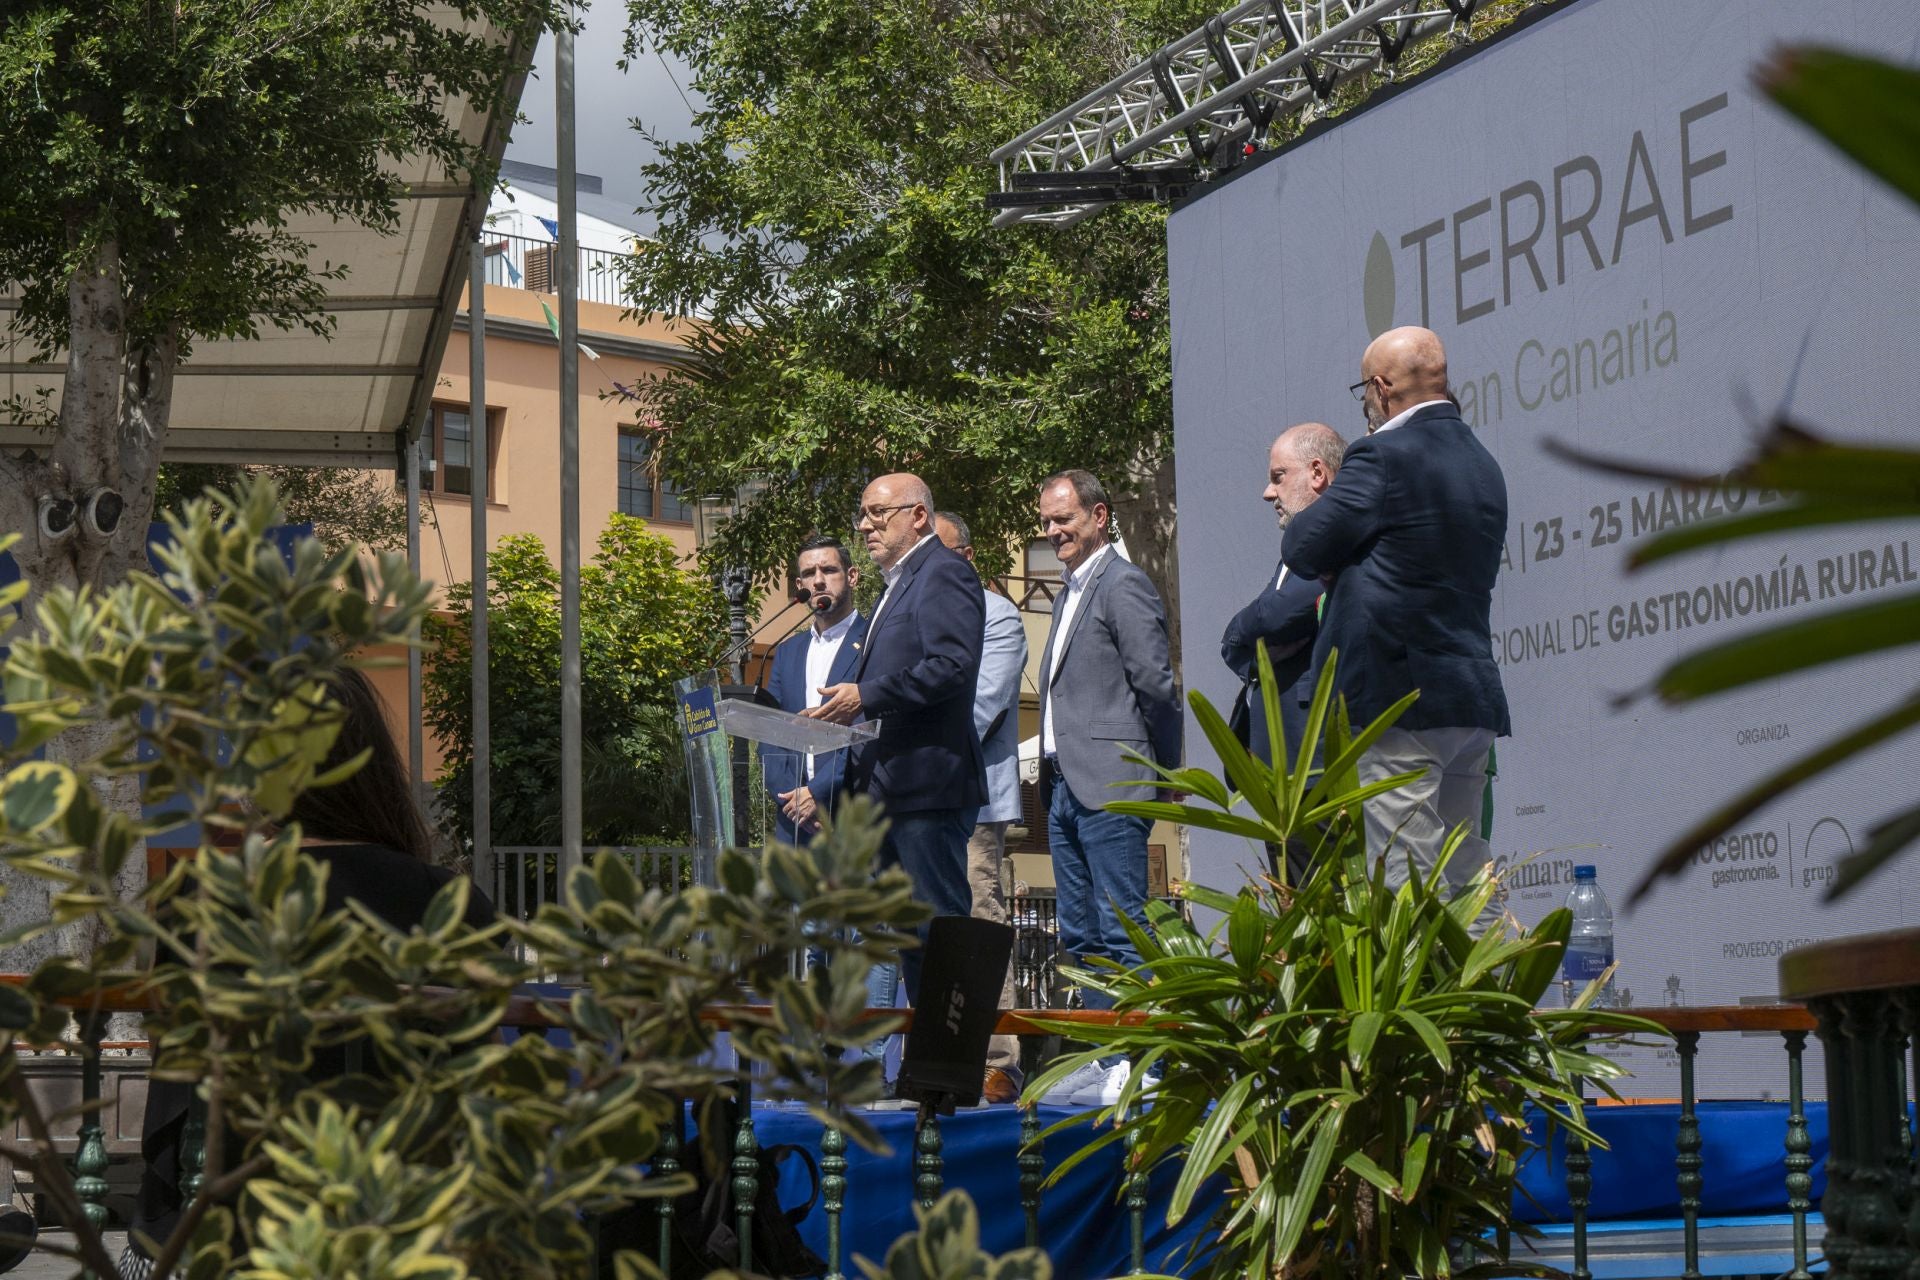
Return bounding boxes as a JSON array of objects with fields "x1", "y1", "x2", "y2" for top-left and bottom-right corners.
[
  {"x1": 765, "y1": 534, "x2": 897, "y2": 1057},
  {"x1": 1033, "y1": 470, "x2": 1181, "y2": 1106},
  {"x1": 1221, "y1": 422, "x2": 1345, "y2": 771},
  {"x1": 1282, "y1": 326, "x2": 1510, "y2": 910},
  {"x1": 763, "y1": 535, "x2": 869, "y2": 845},
  {"x1": 806, "y1": 473, "x2": 984, "y2": 1000}
]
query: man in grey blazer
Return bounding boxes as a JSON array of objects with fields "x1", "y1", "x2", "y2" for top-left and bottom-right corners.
[
  {"x1": 1033, "y1": 470, "x2": 1181, "y2": 1106},
  {"x1": 936, "y1": 512, "x2": 1029, "y2": 1104}
]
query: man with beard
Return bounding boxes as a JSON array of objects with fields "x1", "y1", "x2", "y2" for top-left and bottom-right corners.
[
  {"x1": 764, "y1": 535, "x2": 868, "y2": 844},
  {"x1": 1282, "y1": 327, "x2": 1510, "y2": 912}
]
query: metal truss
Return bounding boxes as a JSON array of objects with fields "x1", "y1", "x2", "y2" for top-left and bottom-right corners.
[{"x1": 989, "y1": 0, "x2": 1529, "y2": 226}]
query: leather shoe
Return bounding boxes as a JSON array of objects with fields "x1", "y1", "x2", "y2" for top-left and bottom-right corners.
[{"x1": 982, "y1": 1067, "x2": 1021, "y2": 1104}]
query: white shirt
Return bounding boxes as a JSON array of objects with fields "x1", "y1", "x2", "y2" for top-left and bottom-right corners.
[
  {"x1": 802, "y1": 610, "x2": 858, "y2": 776},
  {"x1": 865, "y1": 532, "x2": 938, "y2": 636},
  {"x1": 1042, "y1": 542, "x2": 1115, "y2": 758},
  {"x1": 1371, "y1": 397, "x2": 1452, "y2": 435},
  {"x1": 1274, "y1": 563, "x2": 1290, "y2": 591}
]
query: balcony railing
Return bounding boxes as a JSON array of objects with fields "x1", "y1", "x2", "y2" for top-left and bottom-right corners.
[
  {"x1": 483, "y1": 232, "x2": 632, "y2": 308},
  {"x1": 492, "y1": 847, "x2": 1071, "y2": 1005}
]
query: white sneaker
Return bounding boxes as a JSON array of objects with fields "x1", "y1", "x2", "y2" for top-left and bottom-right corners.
[
  {"x1": 1069, "y1": 1060, "x2": 1131, "y2": 1107},
  {"x1": 1039, "y1": 1060, "x2": 1109, "y2": 1106}
]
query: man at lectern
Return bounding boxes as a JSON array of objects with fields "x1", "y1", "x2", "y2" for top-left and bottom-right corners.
[
  {"x1": 763, "y1": 535, "x2": 869, "y2": 845},
  {"x1": 805, "y1": 473, "x2": 985, "y2": 1002}
]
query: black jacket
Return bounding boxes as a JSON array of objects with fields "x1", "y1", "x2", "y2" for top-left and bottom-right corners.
[
  {"x1": 1220, "y1": 562, "x2": 1322, "y2": 767},
  {"x1": 846, "y1": 537, "x2": 987, "y2": 814},
  {"x1": 1282, "y1": 402, "x2": 1511, "y2": 735}
]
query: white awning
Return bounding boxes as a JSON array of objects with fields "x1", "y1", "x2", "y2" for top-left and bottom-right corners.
[{"x1": 0, "y1": 13, "x2": 532, "y2": 471}]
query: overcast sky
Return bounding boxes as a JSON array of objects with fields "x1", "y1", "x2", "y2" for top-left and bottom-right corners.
[{"x1": 504, "y1": 4, "x2": 702, "y2": 235}]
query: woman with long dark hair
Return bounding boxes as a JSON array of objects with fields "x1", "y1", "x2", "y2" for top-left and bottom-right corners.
[{"x1": 121, "y1": 664, "x2": 495, "y2": 1279}]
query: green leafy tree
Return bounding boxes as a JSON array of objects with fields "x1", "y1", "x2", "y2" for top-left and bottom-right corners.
[
  {"x1": 614, "y1": 0, "x2": 1206, "y2": 633},
  {"x1": 154, "y1": 464, "x2": 415, "y2": 556},
  {"x1": 0, "y1": 478, "x2": 923, "y2": 1277},
  {"x1": 425, "y1": 514, "x2": 727, "y2": 850},
  {"x1": 0, "y1": 0, "x2": 567, "y2": 954},
  {"x1": 0, "y1": 0, "x2": 561, "y2": 599}
]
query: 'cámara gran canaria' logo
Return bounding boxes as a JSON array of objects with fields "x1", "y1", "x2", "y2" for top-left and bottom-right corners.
[{"x1": 1362, "y1": 231, "x2": 1395, "y2": 338}]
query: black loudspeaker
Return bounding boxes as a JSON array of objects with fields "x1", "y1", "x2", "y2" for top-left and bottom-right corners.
[{"x1": 897, "y1": 916, "x2": 1016, "y2": 1113}]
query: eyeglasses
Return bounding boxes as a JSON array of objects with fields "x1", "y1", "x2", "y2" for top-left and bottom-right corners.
[
  {"x1": 854, "y1": 502, "x2": 917, "y2": 529},
  {"x1": 1348, "y1": 376, "x2": 1377, "y2": 401}
]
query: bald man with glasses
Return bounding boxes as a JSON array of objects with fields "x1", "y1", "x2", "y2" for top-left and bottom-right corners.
[
  {"x1": 806, "y1": 472, "x2": 986, "y2": 1002},
  {"x1": 1286, "y1": 327, "x2": 1510, "y2": 921}
]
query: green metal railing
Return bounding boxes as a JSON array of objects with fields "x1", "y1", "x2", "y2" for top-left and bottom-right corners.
[
  {"x1": 6, "y1": 985, "x2": 1874, "y2": 1278},
  {"x1": 1780, "y1": 925, "x2": 1920, "y2": 1280}
]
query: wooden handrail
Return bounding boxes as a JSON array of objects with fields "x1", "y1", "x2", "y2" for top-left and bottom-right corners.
[
  {"x1": 2, "y1": 976, "x2": 1812, "y2": 1036},
  {"x1": 1778, "y1": 925, "x2": 1920, "y2": 1002},
  {"x1": 1625, "y1": 1004, "x2": 1815, "y2": 1033}
]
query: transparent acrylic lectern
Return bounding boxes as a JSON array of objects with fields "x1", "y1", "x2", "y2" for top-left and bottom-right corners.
[{"x1": 674, "y1": 668, "x2": 877, "y2": 882}]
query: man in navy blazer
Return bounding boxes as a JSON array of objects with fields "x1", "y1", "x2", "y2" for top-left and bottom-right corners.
[
  {"x1": 1282, "y1": 326, "x2": 1510, "y2": 908},
  {"x1": 806, "y1": 473, "x2": 985, "y2": 1001},
  {"x1": 1221, "y1": 422, "x2": 1345, "y2": 771},
  {"x1": 763, "y1": 535, "x2": 870, "y2": 845}
]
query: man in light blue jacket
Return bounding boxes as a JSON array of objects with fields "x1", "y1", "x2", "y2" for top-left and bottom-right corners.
[{"x1": 937, "y1": 512, "x2": 1029, "y2": 1104}]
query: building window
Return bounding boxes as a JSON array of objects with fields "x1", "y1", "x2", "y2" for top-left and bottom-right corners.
[
  {"x1": 616, "y1": 429, "x2": 693, "y2": 522},
  {"x1": 421, "y1": 404, "x2": 500, "y2": 498},
  {"x1": 1023, "y1": 538, "x2": 1064, "y2": 612}
]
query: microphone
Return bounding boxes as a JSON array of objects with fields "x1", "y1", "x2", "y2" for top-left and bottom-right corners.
[
  {"x1": 716, "y1": 586, "x2": 810, "y2": 672},
  {"x1": 752, "y1": 591, "x2": 831, "y2": 691}
]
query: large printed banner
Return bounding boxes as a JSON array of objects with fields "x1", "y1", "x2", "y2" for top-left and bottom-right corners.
[{"x1": 1167, "y1": 0, "x2": 1920, "y2": 1096}]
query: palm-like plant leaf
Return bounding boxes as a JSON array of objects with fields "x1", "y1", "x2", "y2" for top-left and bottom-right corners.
[
  {"x1": 1757, "y1": 46, "x2": 1920, "y2": 208},
  {"x1": 1551, "y1": 393, "x2": 1920, "y2": 905},
  {"x1": 1542, "y1": 48, "x2": 1920, "y2": 901},
  {"x1": 1027, "y1": 650, "x2": 1657, "y2": 1278}
]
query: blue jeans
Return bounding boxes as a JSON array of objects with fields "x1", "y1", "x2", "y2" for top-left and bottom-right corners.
[
  {"x1": 1047, "y1": 779, "x2": 1151, "y2": 1014},
  {"x1": 862, "y1": 958, "x2": 900, "y2": 1062},
  {"x1": 806, "y1": 933, "x2": 900, "y2": 1063},
  {"x1": 878, "y1": 808, "x2": 973, "y2": 1004}
]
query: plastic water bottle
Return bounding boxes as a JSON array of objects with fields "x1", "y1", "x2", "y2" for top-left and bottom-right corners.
[{"x1": 1561, "y1": 865, "x2": 1615, "y2": 1008}]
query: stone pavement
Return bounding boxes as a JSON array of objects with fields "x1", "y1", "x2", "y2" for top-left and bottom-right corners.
[{"x1": 10, "y1": 1231, "x2": 126, "y2": 1279}]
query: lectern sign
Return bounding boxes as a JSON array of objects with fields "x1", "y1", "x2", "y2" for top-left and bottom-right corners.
[{"x1": 678, "y1": 685, "x2": 720, "y2": 739}]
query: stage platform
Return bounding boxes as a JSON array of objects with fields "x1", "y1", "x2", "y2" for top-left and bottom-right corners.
[{"x1": 739, "y1": 1099, "x2": 1831, "y2": 1279}]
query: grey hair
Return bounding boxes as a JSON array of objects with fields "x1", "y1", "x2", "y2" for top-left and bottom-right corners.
[
  {"x1": 1281, "y1": 423, "x2": 1346, "y2": 475},
  {"x1": 934, "y1": 511, "x2": 971, "y2": 547}
]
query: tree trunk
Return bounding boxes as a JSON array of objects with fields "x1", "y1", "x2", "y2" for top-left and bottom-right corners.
[{"x1": 0, "y1": 239, "x2": 174, "y2": 971}]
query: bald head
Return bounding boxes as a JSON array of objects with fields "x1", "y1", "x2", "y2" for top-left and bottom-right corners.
[
  {"x1": 1359, "y1": 326, "x2": 1450, "y2": 431},
  {"x1": 869, "y1": 472, "x2": 933, "y2": 513},
  {"x1": 1264, "y1": 422, "x2": 1345, "y2": 531},
  {"x1": 1277, "y1": 422, "x2": 1345, "y2": 474},
  {"x1": 858, "y1": 472, "x2": 936, "y2": 571}
]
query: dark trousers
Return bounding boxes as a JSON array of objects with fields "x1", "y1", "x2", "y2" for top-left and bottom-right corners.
[
  {"x1": 878, "y1": 808, "x2": 973, "y2": 1004},
  {"x1": 1046, "y1": 780, "x2": 1151, "y2": 1014}
]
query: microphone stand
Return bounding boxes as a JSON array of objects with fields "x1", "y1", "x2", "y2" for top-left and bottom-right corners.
[
  {"x1": 715, "y1": 591, "x2": 810, "y2": 681},
  {"x1": 752, "y1": 606, "x2": 826, "y2": 692}
]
